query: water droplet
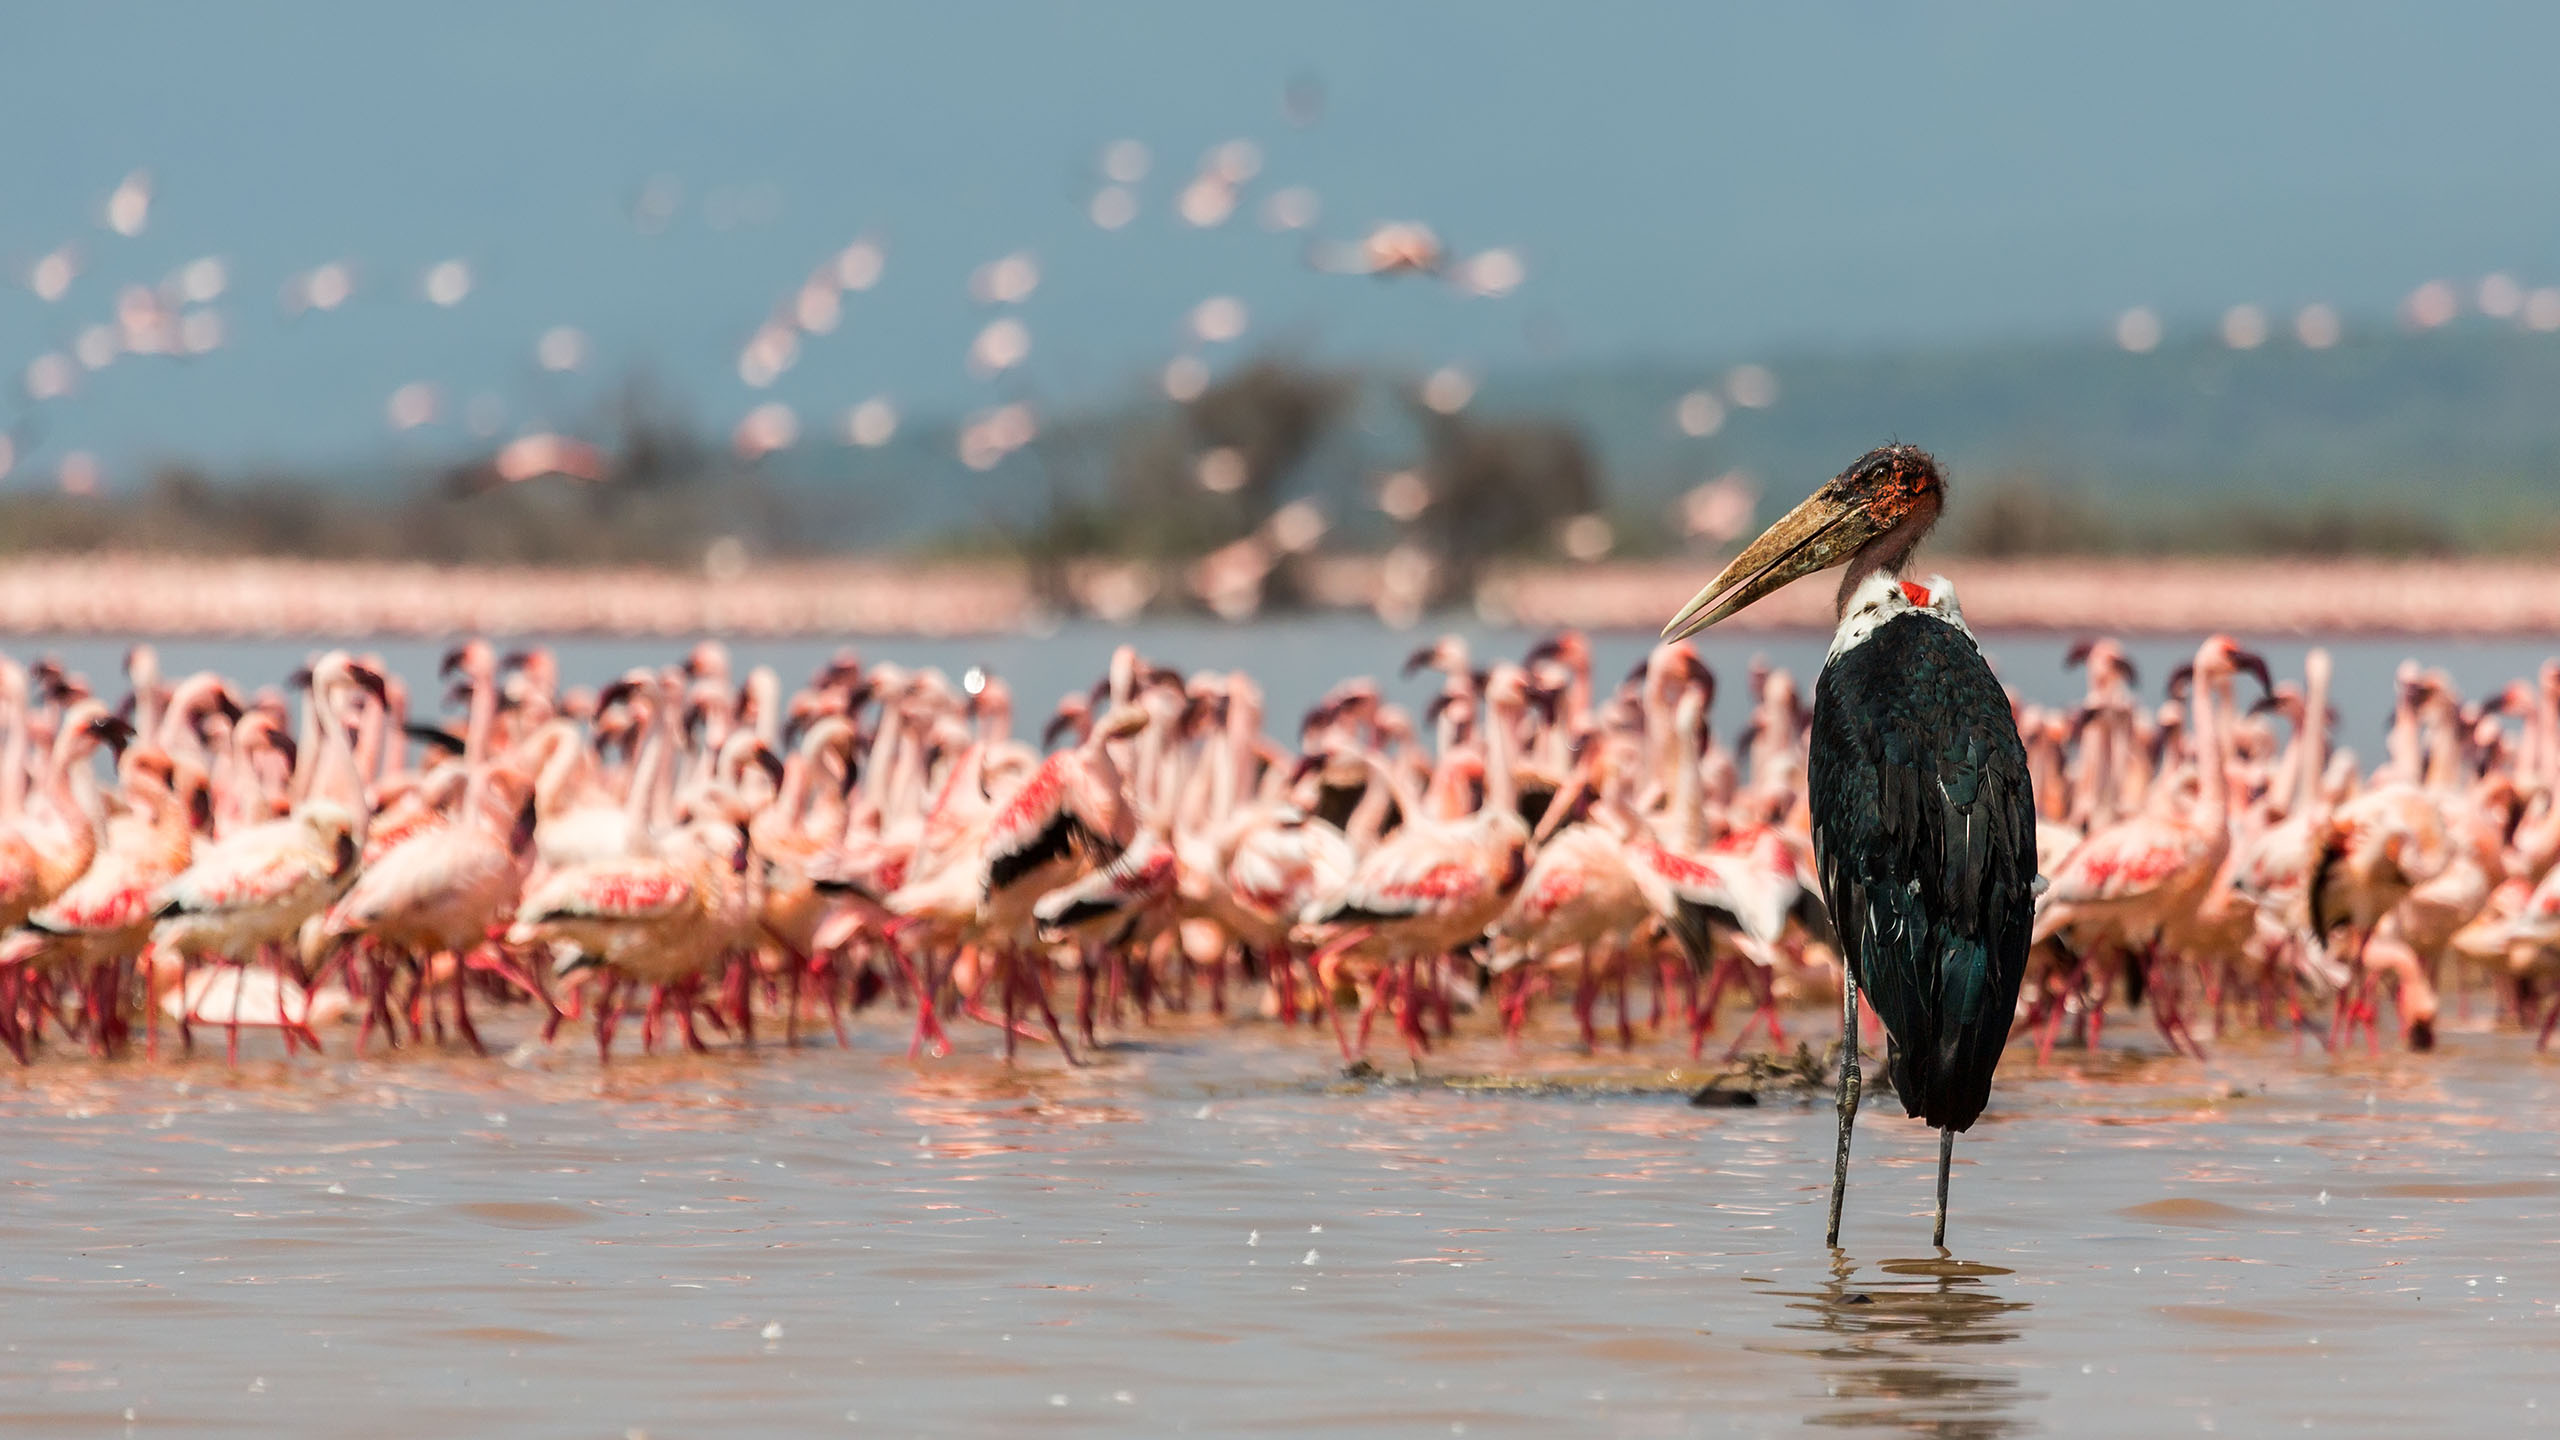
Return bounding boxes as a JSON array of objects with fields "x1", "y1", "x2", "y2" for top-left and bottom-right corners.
[
  {"x1": 762, "y1": 1321, "x2": 784, "y2": 1340},
  {"x1": 1302, "y1": 1249, "x2": 1319, "y2": 1266},
  {"x1": 1247, "y1": 1230, "x2": 1259, "y2": 1246}
]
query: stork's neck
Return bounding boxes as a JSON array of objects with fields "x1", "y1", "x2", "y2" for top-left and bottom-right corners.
[
  {"x1": 1834, "y1": 498, "x2": 1938, "y2": 618},
  {"x1": 1826, "y1": 570, "x2": 1972, "y2": 666}
]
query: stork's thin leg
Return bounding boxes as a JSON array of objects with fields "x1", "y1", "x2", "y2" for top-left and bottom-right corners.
[
  {"x1": 1826, "y1": 964, "x2": 1862, "y2": 1249},
  {"x1": 1077, "y1": 945, "x2": 1099, "y2": 1050},
  {"x1": 1933, "y1": 1126, "x2": 1954, "y2": 1249},
  {"x1": 1001, "y1": 951, "x2": 1021, "y2": 1065}
]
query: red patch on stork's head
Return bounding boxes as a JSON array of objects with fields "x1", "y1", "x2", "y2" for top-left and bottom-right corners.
[
  {"x1": 1899, "y1": 579, "x2": 1933, "y2": 608},
  {"x1": 1820, "y1": 444, "x2": 1944, "y2": 530}
]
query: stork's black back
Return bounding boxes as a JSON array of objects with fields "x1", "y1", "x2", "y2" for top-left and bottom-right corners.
[{"x1": 1809, "y1": 612, "x2": 2035, "y2": 1131}]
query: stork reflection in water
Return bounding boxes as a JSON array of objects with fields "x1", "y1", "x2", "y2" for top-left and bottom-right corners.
[{"x1": 1666, "y1": 445, "x2": 2036, "y2": 1247}]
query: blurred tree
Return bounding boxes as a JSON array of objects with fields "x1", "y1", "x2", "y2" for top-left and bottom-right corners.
[
  {"x1": 1941, "y1": 472, "x2": 2110, "y2": 556},
  {"x1": 1102, "y1": 359, "x2": 1351, "y2": 562},
  {"x1": 1411, "y1": 402, "x2": 1600, "y2": 601}
]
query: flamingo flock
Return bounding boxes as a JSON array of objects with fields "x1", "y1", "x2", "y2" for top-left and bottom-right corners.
[{"x1": 0, "y1": 632, "x2": 2551, "y2": 1068}]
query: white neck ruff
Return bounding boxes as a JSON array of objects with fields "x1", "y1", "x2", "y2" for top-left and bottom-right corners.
[{"x1": 1827, "y1": 569, "x2": 1973, "y2": 665}]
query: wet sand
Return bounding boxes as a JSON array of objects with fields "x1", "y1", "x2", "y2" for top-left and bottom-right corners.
[
  {"x1": 3, "y1": 1010, "x2": 2555, "y2": 1437},
  {"x1": 9, "y1": 554, "x2": 2560, "y2": 638}
]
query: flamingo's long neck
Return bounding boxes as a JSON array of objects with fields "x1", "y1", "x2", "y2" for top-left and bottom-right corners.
[
  {"x1": 2116, "y1": 708, "x2": 2154, "y2": 816},
  {"x1": 622, "y1": 700, "x2": 666, "y2": 832},
  {"x1": 155, "y1": 680, "x2": 212, "y2": 769},
  {"x1": 1163, "y1": 733, "x2": 1204, "y2": 837},
  {"x1": 1341, "y1": 758, "x2": 1396, "y2": 848},
  {"x1": 310, "y1": 682, "x2": 363, "y2": 815},
  {"x1": 533, "y1": 722, "x2": 584, "y2": 817},
  {"x1": 747, "y1": 669, "x2": 781, "y2": 747},
  {"x1": 2296, "y1": 656, "x2": 2330, "y2": 817},
  {"x1": 1640, "y1": 661, "x2": 1677, "y2": 810},
  {"x1": 2385, "y1": 688, "x2": 2423, "y2": 786},
  {"x1": 774, "y1": 741, "x2": 815, "y2": 831},
  {"x1": 1358, "y1": 744, "x2": 1426, "y2": 831},
  {"x1": 1668, "y1": 696, "x2": 1706, "y2": 851},
  {"x1": 1217, "y1": 704, "x2": 1251, "y2": 821},
  {"x1": 1432, "y1": 690, "x2": 1464, "y2": 765},
  {"x1": 1596, "y1": 757, "x2": 1647, "y2": 840},
  {"x1": 1531, "y1": 760, "x2": 1589, "y2": 845},
  {"x1": 1482, "y1": 703, "x2": 1517, "y2": 820},
  {"x1": 460, "y1": 663, "x2": 495, "y2": 820},
  {"x1": 2027, "y1": 730, "x2": 2067, "y2": 822},
  {"x1": 1560, "y1": 650, "x2": 1591, "y2": 734},
  {"x1": 130, "y1": 655, "x2": 162, "y2": 742},
  {"x1": 42, "y1": 728, "x2": 97, "y2": 864},
  {"x1": 2540, "y1": 668, "x2": 2560, "y2": 796},
  {"x1": 379, "y1": 684, "x2": 409, "y2": 782},
  {"x1": 344, "y1": 683, "x2": 381, "y2": 784},
  {"x1": 860, "y1": 702, "x2": 905, "y2": 814},
  {"x1": 288, "y1": 676, "x2": 322, "y2": 799},
  {"x1": 2191, "y1": 668, "x2": 2229, "y2": 836},
  {"x1": 0, "y1": 677, "x2": 27, "y2": 819},
  {"x1": 2422, "y1": 698, "x2": 2463, "y2": 794},
  {"x1": 2067, "y1": 710, "x2": 2108, "y2": 828},
  {"x1": 867, "y1": 723, "x2": 925, "y2": 838}
]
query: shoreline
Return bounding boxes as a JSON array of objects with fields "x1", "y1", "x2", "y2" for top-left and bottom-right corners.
[{"x1": 0, "y1": 552, "x2": 2555, "y2": 637}]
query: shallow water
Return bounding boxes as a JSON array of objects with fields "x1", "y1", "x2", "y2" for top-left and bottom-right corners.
[
  {"x1": 3, "y1": 1008, "x2": 2556, "y2": 1438},
  {"x1": 7, "y1": 617, "x2": 2558, "y2": 1435}
]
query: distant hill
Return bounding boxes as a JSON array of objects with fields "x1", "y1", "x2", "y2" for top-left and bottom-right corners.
[
  {"x1": 59, "y1": 324, "x2": 2560, "y2": 566},
  {"x1": 761, "y1": 324, "x2": 2560, "y2": 555},
  {"x1": 1476, "y1": 328, "x2": 2560, "y2": 548}
]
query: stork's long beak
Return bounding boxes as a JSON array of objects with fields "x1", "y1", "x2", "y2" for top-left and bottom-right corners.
[{"x1": 1661, "y1": 488, "x2": 1881, "y2": 641}]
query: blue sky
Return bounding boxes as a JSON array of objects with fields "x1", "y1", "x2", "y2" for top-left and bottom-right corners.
[{"x1": 8, "y1": 1, "x2": 2560, "y2": 480}]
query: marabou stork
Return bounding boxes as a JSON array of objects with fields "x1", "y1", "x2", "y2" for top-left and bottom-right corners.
[{"x1": 1663, "y1": 445, "x2": 2035, "y2": 1248}]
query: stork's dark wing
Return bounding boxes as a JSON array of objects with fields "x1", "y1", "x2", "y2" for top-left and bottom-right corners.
[{"x1": 1809, "y1": 614, "x2": 2037, "y2": 1131}]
